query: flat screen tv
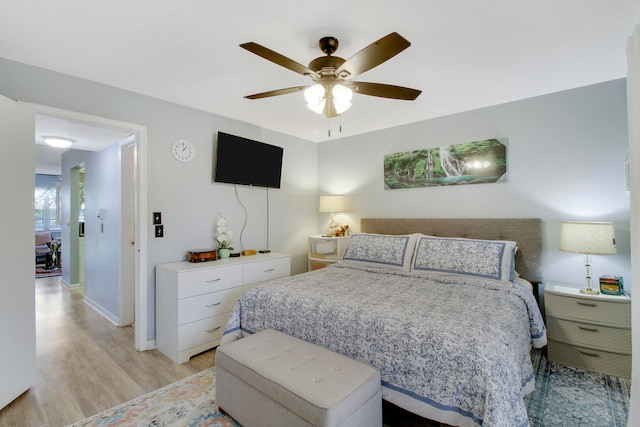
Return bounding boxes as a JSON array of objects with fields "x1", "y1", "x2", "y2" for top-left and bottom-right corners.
[{"x1": 214, "y1": 132, "x2": 284, "y2": 188}]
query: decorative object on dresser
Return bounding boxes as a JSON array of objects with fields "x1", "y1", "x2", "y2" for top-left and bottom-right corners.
[
  {"x1": 155, "y1": 253, "x2": 290, "y2": 363},
  {"x1": 214, "y1": 213, "x2": 234, "y2": 259},
  {"x1": 319, "y1": 195, "x2": 345, "y2": 236},
  {"x1": 544, "y1": 282, "x2": 631, "y2": 378},
  {"x1": 187, "y1": 249, "x2": 217, "y2": 263},
  {"x1": 559, "y1": 221, "x2": 617, "y2": 295},
  {"x1": 308, "y1": 235, "x2": 350, "y2": 271}
]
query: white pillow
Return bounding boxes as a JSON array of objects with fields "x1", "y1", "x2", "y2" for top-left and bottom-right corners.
[
  {"x1": 411, "y1": 234, "x2": 517, "y2": 281},
  {"x1": 341, "y1": 233, "x2": 418, "y2": 272}
]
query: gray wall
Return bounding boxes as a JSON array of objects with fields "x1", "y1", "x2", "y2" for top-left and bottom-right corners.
[
  {"x1": 0, "y1": 57, "x2": 319, "y2": 342},
  {"x1": 318, "y1": 79, "x2": 632, "y2": 292}
]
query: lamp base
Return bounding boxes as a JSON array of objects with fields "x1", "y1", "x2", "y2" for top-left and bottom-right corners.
[{"x1": 580, "y1": 287, "x2": 600, "y2": 295}]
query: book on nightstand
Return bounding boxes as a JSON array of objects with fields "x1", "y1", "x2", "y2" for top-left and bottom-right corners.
[{"x1": 599, "y1": 275, "x2": 624, "y2": 295}]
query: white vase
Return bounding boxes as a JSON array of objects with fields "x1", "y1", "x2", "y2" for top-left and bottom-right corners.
[{"x1": 218, "y1": 248, "x2": 231, "y2": 259}]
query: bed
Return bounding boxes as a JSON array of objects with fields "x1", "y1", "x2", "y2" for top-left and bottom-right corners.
[{"x1": 222, "y1": 218, "x2": 547, "y2": 427}]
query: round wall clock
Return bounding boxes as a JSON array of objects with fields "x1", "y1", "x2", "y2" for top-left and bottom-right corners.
[{"x1": 171, "y1": 139, "x2": 195, "y2": 162}]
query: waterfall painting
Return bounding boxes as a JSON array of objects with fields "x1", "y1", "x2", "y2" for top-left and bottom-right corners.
[{"x1": 384, "y1": 138, "x2": 507, "y2": 189}]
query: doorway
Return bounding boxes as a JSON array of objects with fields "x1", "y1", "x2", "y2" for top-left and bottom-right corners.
[{"x1": 29, "y1": 102, "x2": 149, "y2": 350}]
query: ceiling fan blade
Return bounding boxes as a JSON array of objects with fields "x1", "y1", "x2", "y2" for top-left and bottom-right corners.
[
  {"x1": 245, "y1": 85, "x2": 310, "y2": 100},
  {"x1": 335, "y1": 32, "x2": 411, "y2": 78},
  {"x1": 347, "y1": 81, "x2": 422, "y2": 100},
  {"x1": 240, "y1": 42, "x2": 319, "y2": 79}
]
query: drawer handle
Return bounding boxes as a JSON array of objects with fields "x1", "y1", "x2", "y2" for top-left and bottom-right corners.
[
  {"x1": 578, "y1": 350, "x2": 601, "y2": 358},
  {"x1": 263, "y1": 268, "x2": 275, "y2": 273},
  {"x1": 576, "y1": 301, "x2": 597, "y2": 307},
  {"x1": 578, "y1": 326, "x2": 599, "y2": 333},
  {"x1": 206, "y1": 302, "x2": 222, "y2": 307},
  {"x1": 206, "y1": 326, "x2": 222, "y2": 333},
  {"x1": 205, "y1": 278, "x2": 222, "y2": 283}
]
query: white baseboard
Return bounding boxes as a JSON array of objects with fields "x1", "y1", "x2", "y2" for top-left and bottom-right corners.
[
  {"x1": 83, "y1": 295, "x2": 120, "y2": 326},
  {"x1": 59, "y1": 278, "x2": 82, "y2": 290}
]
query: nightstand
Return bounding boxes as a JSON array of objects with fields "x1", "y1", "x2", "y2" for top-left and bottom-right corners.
[
  {"x1": 307, "y1": 235, "x2": 350, "y2": 271},
  {"x1": 544, "y1": 282, "x2": 631, "y2": 378}
]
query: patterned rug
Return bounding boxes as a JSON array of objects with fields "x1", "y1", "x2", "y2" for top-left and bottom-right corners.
[
  {"x1": 68, "y1": 368, "x2": 238, "y2": 427},
  {"x1": 525, "y1": 348, "x2": 630, "y2": 427},
  {"x1": 68, "y1": 349, "x2": 630, "y2": 427},
  {"x1": 36, "y1": 264, "x2": 61, "y2": 278}
]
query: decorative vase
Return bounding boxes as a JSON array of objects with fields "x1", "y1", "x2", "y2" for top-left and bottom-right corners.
[{"x1": 218, "y1": 248, "x2": 231, "y2": 259}]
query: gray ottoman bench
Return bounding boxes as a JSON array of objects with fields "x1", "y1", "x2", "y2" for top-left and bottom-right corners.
[{"x1": 215, "y1": 328, "x2": 382, "y2": 427}]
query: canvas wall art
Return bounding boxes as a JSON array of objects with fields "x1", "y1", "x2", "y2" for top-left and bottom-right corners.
[{"x1": 384, "y1": 138, "x2": 507, "y2": 189}]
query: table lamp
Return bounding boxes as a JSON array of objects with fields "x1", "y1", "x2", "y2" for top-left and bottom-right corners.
[
  {"x1": 319, "y1": 195, "x2": 345, "y2": 236},
  {"x1": 559, "y1": 221, "x2": 617, "y2": 294}
]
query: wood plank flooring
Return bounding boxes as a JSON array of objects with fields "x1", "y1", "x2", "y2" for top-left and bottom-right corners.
[{"x1": 0, "y1": 277, "x2": 214, "y2": 427}]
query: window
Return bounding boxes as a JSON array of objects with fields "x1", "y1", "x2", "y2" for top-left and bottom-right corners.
[{"x1": 35, "y1": 174, "x2": 62, "y2": 232}]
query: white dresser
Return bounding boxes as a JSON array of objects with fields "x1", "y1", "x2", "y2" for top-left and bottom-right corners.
[
  {"x1": 544, "y1": 282, "x2": 631, "y2": 378},
  {"x1": 155, "y1": 253, "x2": 290, "y2": 363}
]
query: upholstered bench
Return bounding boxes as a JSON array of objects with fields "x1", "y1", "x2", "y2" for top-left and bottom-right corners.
[{"x1": 215, "y1": 328, "x2": 382, "y2": 427}]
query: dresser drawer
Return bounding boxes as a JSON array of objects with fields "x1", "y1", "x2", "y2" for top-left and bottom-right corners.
[
  {"x1": 178, "y1": 313, "x2": 230, "y2": 351},
  {"x1": 546, "y1": 317, "x2": 631, "y2": 353},
  {"x1": 177, "y1": 264, "x2": 243, "y2": 298},
  {"x1": 178, "y1": 286, "x2": 243, "y2": 325},
  {"x1": 547, "y1": 339, "x2": 631, "y2": 378},
  {"x1": 545, "y1": 293, "x2": 630, "y2": 326},
  {"x1": 243, "y1": 257, "x2": 290, "y2": 285}
]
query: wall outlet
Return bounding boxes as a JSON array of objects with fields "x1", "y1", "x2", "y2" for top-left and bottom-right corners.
[{"x1": 155, "y1": 225, "x2": 164, "y2": 238}]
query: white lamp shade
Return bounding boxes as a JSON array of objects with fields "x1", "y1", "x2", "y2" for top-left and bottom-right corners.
[
  {"x1": 319, "y1": 195, "x2": 345, "y2": 213},
  {"x1": 559, "y1": 221, "x2": 617, "y2": 255}
]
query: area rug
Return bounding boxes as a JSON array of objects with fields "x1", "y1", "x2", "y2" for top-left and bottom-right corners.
[
  {"x1": 36, "y1": 264, "x2": 61, "y2": 278},
  {"x1": 68, "y1": 368, "x2": 238, "y2": 427},
  {"x1": 525, "y1": 348, "x2": 630, "y2": 427},
  {"x1": 68, "y1": 349, "x2": 630, "y2": 427}
]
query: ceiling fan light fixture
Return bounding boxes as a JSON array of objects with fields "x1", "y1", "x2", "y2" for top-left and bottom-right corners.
[
  {"x1": 307, "y1": 99, "x2": 326, "y2": 114},
  {"x1": 334, "y1": 100, "x2": 352, "y2": 115},
  {"x1": 304, "y1": 84, "x2": 325, "y2": 105},
  {"x1": 331, "y1": 83, "x2": 353, "y2": 115},
  {"x1": 332, "y1": 84, "x2": 352, "y2": 104},
  {"x1": 43, "y1": 136, "x2": 75, "y2": 148}
]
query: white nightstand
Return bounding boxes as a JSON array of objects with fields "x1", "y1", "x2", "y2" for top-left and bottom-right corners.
[
  {"x1": 307, "y1": 235, "x2": 350, "y2": 271},
  {"x1": 544, "y1": 282, "x2": 631, "y2": 378}
]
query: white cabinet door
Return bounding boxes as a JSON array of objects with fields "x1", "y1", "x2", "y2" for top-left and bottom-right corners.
[{"x1": 0, "y1": 95, "x2": 36, "y2": 409}]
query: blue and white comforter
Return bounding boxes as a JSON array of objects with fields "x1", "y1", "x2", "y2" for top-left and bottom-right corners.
[{"x1": 222, "y1": 264, "x2": 546, "y2": 427}]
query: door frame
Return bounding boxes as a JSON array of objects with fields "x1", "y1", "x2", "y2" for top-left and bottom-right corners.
[{"x1": 24, "y1": 102, "x2": 150, "y2": 350}]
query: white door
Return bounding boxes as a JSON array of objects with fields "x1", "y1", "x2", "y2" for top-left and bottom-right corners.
[{"x1": 0, "y1": 94, "x2": 36, "y2": 409}]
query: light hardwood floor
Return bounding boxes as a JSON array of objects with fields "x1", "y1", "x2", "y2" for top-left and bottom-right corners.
[{"x1": 0, "y1": 276, "x2": 215, "y2": 427}]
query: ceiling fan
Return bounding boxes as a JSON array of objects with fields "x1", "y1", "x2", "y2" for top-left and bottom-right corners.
[{"x1": 240, "y1": 32, "x2": 422, "y2": 118}]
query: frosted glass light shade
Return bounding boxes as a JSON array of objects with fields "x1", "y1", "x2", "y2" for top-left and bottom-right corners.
[
  {"x1": 319, "y1": 195, "x2": 345, "y2": 213},
  {"x1": 43, "y1": 136, "x2": 74, "y2": 148},
  {"x1": 305, "y1": 84, "x2": 325, "y2": 114},
  {"x1": 559, "y1": 221, "x2": 617, "y2": 255}
]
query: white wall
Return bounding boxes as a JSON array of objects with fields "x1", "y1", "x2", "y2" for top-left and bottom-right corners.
[
  {"x1": 319, "y1": 79, "x2": 632, "y2": 293},
  {"x1": 0, "y1": 57, "x2": 319, "y2": 343},
  {"x1": 61, "y1": 144, "x2": 123, "y2": 323}
]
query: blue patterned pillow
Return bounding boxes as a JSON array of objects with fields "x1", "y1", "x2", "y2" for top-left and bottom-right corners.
[
  {"x1": 341, "y1": 233, "x2": 418, "y2": 272},
  {"x1": 411, "y1": 235, "x2": 517, "y2": 282}
]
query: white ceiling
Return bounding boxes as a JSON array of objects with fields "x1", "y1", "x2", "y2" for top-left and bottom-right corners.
[
  {"x1": 34, "y1": 115, "x2": 133, "y2": 175},
  {"x1": 3, "y1": 0, "x2": 639, "y2": 172}
]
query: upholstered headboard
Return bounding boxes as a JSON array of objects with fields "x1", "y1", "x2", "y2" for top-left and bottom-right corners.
[{"x1": 360, "y1": 218, "x2": 543, "y2": 283}]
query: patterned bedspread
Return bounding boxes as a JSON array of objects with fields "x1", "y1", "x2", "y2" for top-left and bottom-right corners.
[{"x1": 222, "y1": 264, "x2": 547, "y2": 427}]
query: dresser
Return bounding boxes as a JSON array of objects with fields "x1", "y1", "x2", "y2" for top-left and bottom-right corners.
[
  {"x1": 307, "y1": 235, "x2": 350, "y2": 271},
  {"x1": 544, "y1": 283, "x2": 631, "y2": 378},
  {"x1": 155, "y1": 253, "x2": 290, "y2": 363}
]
